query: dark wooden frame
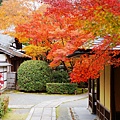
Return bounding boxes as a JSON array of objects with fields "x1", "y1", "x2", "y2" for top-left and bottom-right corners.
[
  {"x1": 95, "y1": 65, "x2": 116, "y2": 120},
  {"x1": 88, "y1": 79, "x2": 97, "y2": 114},
  {"x1": 96, "y1": 100, "x2": 110, "y2": 120}
]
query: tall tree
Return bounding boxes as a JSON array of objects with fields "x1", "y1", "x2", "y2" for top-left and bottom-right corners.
[
  {"x1": 15, "y1": 2, "x2": 78, "y2": 68},
  {"x1": 3, "y1": 0, "x2": 120, "y2": 82},
  {"x1": 43, "y1": 0, "x2": 120, "y2": 82}
]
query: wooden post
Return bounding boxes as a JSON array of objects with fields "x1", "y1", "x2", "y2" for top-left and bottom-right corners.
[
  {"x1": 92, "y1": 80, "x2": 96, "y2": 114},
  {"x1": 88, "y1": 79, "x2": 91, "y2": 93},
  {"x1": 96, "y1": 78, "x2": 100, "y2": 100},
  {"x1": 110, "y1": 65, "x2": 116, "y2": 120}
]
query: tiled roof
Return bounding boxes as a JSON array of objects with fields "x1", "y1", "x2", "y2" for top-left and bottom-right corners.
[
  {"x1": 0, "y1": 33, "x2": 31, "y2": 58},
  {"x1": 79, "y1": 37, "x2": 120, "y2": 50},
  {"x1": 67, "y1": 37, "x2": 120, "y2": 58}
]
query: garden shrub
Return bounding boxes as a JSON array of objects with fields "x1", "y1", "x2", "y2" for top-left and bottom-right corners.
[
  {"x1": 51, "y1": 70, "x2": 70, "y2": 83},
  {"x1": 46, "y1": 83, "x2": 78, "y2": 94},
  {"x1": 17, "y1": 60, "x2": 52, "y2": 92},
  {"x1": 0, "y1": 95, "x2": 9, "y2": 118}
]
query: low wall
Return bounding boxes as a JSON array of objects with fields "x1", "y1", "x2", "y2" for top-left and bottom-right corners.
[{"x1": 7, "y1": 72, "x2": 16, "y2": 90}]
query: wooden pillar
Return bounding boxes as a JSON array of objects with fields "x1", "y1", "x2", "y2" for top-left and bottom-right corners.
[
  {"x1": 96, "y1": 78, "x2": 100, "y2": 100},
  {"x1": 92, "y1": 80, "x2": 96, "y2": 114},
  {"x1": 88, "y1": 79, "x2": 91, "y2": 93},
  {"x1": 110, "y1": 65, "x2": 116, "y2": 120}
]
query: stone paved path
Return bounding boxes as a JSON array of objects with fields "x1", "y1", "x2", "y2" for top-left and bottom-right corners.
[
  {"x1": 59, "y1": 98, "x2": 97, "y2": 120},
  {"x1": 6, "y1": 91, "x2": 97, "y2": 120},
  {"x1": 26, "y1": 94, "x2": 88, "y2": 120}
]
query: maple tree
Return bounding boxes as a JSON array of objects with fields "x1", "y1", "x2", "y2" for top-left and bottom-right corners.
[
  {"x1": 14, "y1": 2, "x2": 76, "y2": 68},
  {"x1": 43, "y1": 0, "x2": 94, "y2": 69},
  {"x1": 14, "y1": 0, "x2": 120, "y2": 82},
  {"x1": 71, "y1": 0, "x2": 120, "y2": 82},
  {"x1": 0, "y1": 0, "x2": 50, "y2": 60},
  {"x1": 42, "y1": 0, "x2": 120, "y2": 82},
  {"x1": 14, "y1": 12, "x2": 53, "y2": 60},
  {"x1": 1, "y1": 0, "x2": 120, "y2": 82}
]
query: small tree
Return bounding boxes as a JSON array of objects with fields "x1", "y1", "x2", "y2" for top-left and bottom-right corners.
[{"x1": 17, "y1": 60, "x2": 52, "y2": 92}]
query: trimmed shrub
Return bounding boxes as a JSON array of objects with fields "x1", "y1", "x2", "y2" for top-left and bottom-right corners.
[
  {"x1": 46, "y1": 83, "x2": 78, "y2": 94},
  {"x1": 51, "y1": 70, "x2": 70, "y2": 83},
  {"x1": 0, "y1": 95, "x2": 9, "y2": 118},
  {"x1": 17, "y1": 60, "x2": 52, "y2": 92}
]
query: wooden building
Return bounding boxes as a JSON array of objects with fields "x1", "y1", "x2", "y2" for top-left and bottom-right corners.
[
  {"x1": 88, "y1": 65, "x2": 120, "y2": 120},
  {"x1": 0, "y1": 34, "x2": 31, "y2": 91},
  {"x1": 68, "y1": 48, "x2": 120, "y2": 120},
  {"x1": 0, "y1": 54, "x2": 11, "y2": 90}
]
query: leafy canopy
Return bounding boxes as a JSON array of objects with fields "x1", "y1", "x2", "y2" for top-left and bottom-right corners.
[
  {"x1": 42, "y1": 0, "x2": 120, "y2": 82},
  {"x1": 1, "y1": 0, "x2": 120, "y2": 82}
]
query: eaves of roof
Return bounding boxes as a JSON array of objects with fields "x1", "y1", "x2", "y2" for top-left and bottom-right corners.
[
  {"x1": 0, "y1": 45, "x2": 31, "y2": 58},
  {"x1": 67, "y1": 37, "x2": 120, "y2": 58},
  {"x1": 0, "y1": 45, "x2": 14, "y2": 57},
  {"x1": 67, "y1": 49, "x2": 94, "y2": 58},
  {"x1": 0, "y1": 33, "x2": 31, "y2": 58}
]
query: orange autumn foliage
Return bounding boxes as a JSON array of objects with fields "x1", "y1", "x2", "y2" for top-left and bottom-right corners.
[
  {"x1": 5, "y1": 0, "x2": 120, "y2": 82},
  {"x1": 43, "y1": 0, "x2": 120, "y2": 82}
]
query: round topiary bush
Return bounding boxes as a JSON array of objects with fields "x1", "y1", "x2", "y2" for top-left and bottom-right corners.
[
  {"x1": 51, "y1": 70, "x2": 70, "y2": 83},
  {"x1": 17, "y1": 60, "x2": 52, "y2": 92}
]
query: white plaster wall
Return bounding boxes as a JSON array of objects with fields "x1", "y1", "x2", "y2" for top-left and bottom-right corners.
[
  {"x1": 0, "y1": 54, "x2": 7, "y2": 61},
  {"x1": 0, "y1": 67, "x2": 7, "y2": 72}
]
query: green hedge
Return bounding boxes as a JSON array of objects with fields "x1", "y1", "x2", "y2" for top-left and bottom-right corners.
[
  {"x1": 17, "y1": 60, "x2": 52, "y2": 92},
  {"x1": 0, "y1": 95, "x2": 9, "y2": 118},
  {"x1": 46, "y1": 83, "x2": 77, "y2": 94}
]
